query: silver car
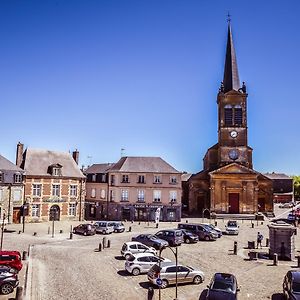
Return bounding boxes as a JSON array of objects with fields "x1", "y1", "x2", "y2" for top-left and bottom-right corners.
[
  {"x1": 148, "y1": 262, "x2": 205, "y2": 289},
  {"x1": 121, "y1": 242, "x2": 156, "y2": 260},
  {"x1": 94, "y1": 221, "x2": 114, "y2": 234},
  {"x1": 125, "y1": 253, "x2": 171, "y2": 276}
]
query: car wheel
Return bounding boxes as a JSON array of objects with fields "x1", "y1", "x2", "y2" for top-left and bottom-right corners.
[
  {"x1": 185, "y1": 238, "x2": 190, "y2": 244},
  {"x1": 83, "y1": 231, "x2": 87, "y2": 236},
  {"x1": 204, "y1": 235, "x2": 210, "y2": 241},
  {"x1": 0, "y1": 283, "x2": 13, "y2": 295},
  {"x1": 132, "y1": 268, "x2": 140, "y2": 276},
  {"x1": 73, "y1": 229, "x2": 76, "y2": 234},
  {"x1": 125, "y1": 254, "x2": 131, "y2": 260},
  {"x1": 193, "y1": 275, "x2": 203, "y2": 284},
  {"x1": 114, "y1": 229, "x2": 117, "y2": 233},
  {"x1": 161, "y1": 279, "x2": 168, "y2": 289},
  {"x1": 102, "y1": 230, "x2": 106, "y2": 234}
]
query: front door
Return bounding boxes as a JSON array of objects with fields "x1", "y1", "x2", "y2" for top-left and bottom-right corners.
[
  {"x1": 258, "y1": 198, "x2": 265, "y2": 212},
  {"x1": 228, "y1": 193, "x2": 239, "y2": 213},
  {"x1": 13, "y1": 208, "x2": 21, "y2": 224}
]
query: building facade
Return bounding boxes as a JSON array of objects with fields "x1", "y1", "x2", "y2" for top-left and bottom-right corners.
[
  {"x1": 16, "y1": 143, "x2": 85, "y2": 222},
  {"x1": 0, "y1": 154, "x2": 25, "y2": 224},
  {"x1": 188, "y1": 23, "x2": 273, "y2": 216},
  {"x1": 85, "y1": 157, "x2": 182, "y2": 222}
]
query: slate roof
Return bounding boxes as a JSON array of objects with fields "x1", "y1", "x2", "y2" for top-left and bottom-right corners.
[
  {"x1": 22, "y1": 148, "x2": 85, "y2": 178},
  {"x1": 264, "y1": 173, "x2": 291, "y2": 180},
  {"x1": 85, "y1": 163, "x2": 114, "y2": 174},
  {"x1": 108, "y1": 157, "x2": 180, "y2": 173},
  {"x1": 0, "y1": 154, "x2": 24, "y2": 172}
]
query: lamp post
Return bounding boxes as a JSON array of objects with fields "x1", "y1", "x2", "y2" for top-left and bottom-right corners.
[
  {"x1": 158, "y1": 245, "x2": 178, "y2": 300},
  {"x1": 22, "y1": 202, "x2": 27, "y2": 233},
  {"x1": 0, "y1": 213, "x2": 6, "y2": 251}
]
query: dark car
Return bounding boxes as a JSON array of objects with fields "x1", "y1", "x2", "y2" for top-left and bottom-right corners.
[
  {"x1": 283, "y1": 270, "x2": 300, "y2": 299},
  {"x1": 132, "y1": 234, "x2": 168, "y2": 250},
  {"x1": 73, "y1": 224, "x2": 96, "y2": 236},
  {"x1": 206, "y1": 273, "x2": 239, "y2": 300},
  {"x1": 0, "y1": 251, "x2": 23, "y2": 272},
  {"x1": 177, "y1": 223, "x2": 218, "y2": 241},
  {"x1": 179, "y1": 229, "x2": 199, "y2": 244},
  {"x1": 0, "y1": 270, "x2": 19, "y2": 295},
  {"x1": 155, "y1": 229, "x2": 184, "y2": 246}
]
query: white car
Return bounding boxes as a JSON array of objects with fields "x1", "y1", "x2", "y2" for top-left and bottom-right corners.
[
  {"x1": 279, "y1": 202, "x2": 294, "y2": 209},
  {"x1": 225, "y1": 220, "x2": 239, "y2": 235},
  {"x1": 121, "y1": 242, "x2": 156, "y2": 260},
  {"x1": 125, "y1": 253, "x2": 171, "y2": 276}
]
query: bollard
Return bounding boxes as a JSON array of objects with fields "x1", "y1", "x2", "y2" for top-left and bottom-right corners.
[
  {"x1": 261, "y1": 221, "x2": 264, "y2": 225},
  {"x1": 18, "y1": 230, "x2": 21, "y2": 234},
  {"x1": 147, "y1": 286, "x2": 154, "y2": 300},
  {"x1": 273, "y1": 253, "x2": 278, "y2": 266},
  {"x1": 48, "y1": 226, "x2": 50, "y2": 234},
  {"x1": 15, "y1": 286, "x2": 23, "y2": 300},
  {"x1": 59, "y1": 230, "x2": 63, "y2": 234},
  {"x1": 33, "y1": 232, "x2": 37, "y2": 236},
  {"x1": 266, "y1": 238, "x2": 269, "y2": 248},
  {"x1": 138, "y1": 222, "x2": 140, "y2": 225},
  {"x1": 107, "y1": 240, "x2": 111, "y2": 248},
  {"x1": 251, "y1": 223, "x2": 254, "y2": 228},
  {"x1": 128, "y1": 226, "x2": 132, "y2": 232},
  {"x1": 102, "y1": 237, "x2": 106, "y2": 249},
  {"x1": 233, "y1": 241, "x2": 237, "y2": 255},
  {"x1": 98, "y1": 243, "x2": 102, "y2": 252},
  {"x1": 69, "y1": 232, "x2": 73, "y2": 240},
  {"x1": 156, "y1": 223, "x2": 158, "y2": 228},
  {"x1": 186, "y1": 220, "x2": 188, "y2": 223},
  {"x1": 22, "y1": 251, "x2": 28, "y2": 261},
  {"x1": 215, "y1": 221, "x2": 217, "y2": 226}
]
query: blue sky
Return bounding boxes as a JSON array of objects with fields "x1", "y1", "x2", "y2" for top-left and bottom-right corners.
[{"x1": 1, "y1": 1, "x2": 300, "y2": 175}]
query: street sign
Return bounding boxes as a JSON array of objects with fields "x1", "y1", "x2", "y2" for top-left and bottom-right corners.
[{"x1": 156, "y1": 278, "x2": 162, "y2": 287}]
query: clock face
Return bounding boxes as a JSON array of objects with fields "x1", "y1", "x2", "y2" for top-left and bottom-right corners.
[
  {"x1": 230, "y1": 131, "x2": 238, "y2": 138},
  {"x1": 228, "y1": 149, "x2": 239, "y2": 160}
]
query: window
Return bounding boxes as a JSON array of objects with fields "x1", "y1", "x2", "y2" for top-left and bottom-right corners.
[
  {"x1": 0, "y1": 172, "x2": 2, "y2": 182},
  {"x1": 53, "y1": 168, "x2": 61, "y2": 176},
  {"x1": 234, "y1": 105, "x2": 243, "y2": 125},
  {"x1": 137, "y1": 175, "x2": 145, "y2": 184},
  {"x1": 137, "y1": 190, "x2": 145, "y2": 202},
  {"x1": 121, "y1": 190, "x2": 129, "y2": 202},
  {"x1": 91, "y1": 188, "x2": 96, "y2": 198},
  {"x1": 153, "y1": 190, "x2": 161, "y2": 202},
  {"x1": 33, "y1": 184, "x2": 41, "y2": 197},
  {"x1": 92, "y1": 174, "x2": 96, "y2": 182},
  {"x1": 170, "y1": 176, "x2": 177, "y2": 184},
  {"x1": 110, "y1": 175, "x2": 115, "y2": 185},
  {"x1": 70, "y1": 185, "x2": 77, "y2": 197},
  {"x1": 122, "y1": 175, "x2": 129, "y2": 183},
  {"x1": 69, "y1": 203, "x2": 76, "y2": 216},
  {"x1": 101, "y1": 174, "x2": 106, "y2": 182},
  {"x1": 170, "y1": 191, "x2": 177, "y2": 202},
  {"x1": 110, "y1": 190, "x2": 115, "y2": 201},
  {"x1": 100, "y1": 189, "x2": 106, "y2": 199},
  {"x1": 52, "y1": 185, "x2": 60, "y2": 197},
  {"x1": 154, "y1": 175, "x2": 161, "y2": 184},
  {"x1": 14, "y1": 173, "x2": 22, "y2": 183},
  {"x1": 32, "y1": 204, "x2": 40, "y2": 217},
  {"x1": 13, "y1": 190, "x2": 22, "y2": 201},
  {"x1": 224, "y1": 105, "x2": 233, "y2": 126}
]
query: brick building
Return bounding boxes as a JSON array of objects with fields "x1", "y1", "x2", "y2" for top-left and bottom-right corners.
[
  {"x1": 16, "y1": 143, "x2": 85, "y2": 222},
  {"x1": 85, "y1": 157, "x2": 182, "y2": 222}
]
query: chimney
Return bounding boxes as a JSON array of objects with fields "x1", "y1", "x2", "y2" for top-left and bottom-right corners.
[
  {"x1": 16, "y1": 142, "x2": 24, "y2": 167},
  {"x1": 72, "y1": 149, "x2": 79, "y2": 164}
]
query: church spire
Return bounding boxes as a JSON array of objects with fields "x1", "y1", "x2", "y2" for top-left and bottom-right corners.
[{"x1": 223, "y1": 19, "x2": 240, "y2": 93}]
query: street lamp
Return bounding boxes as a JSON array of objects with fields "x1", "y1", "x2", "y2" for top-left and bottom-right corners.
[
  {"x1": 0, "y1": 213, "x2": 6, "y2": 251},
  {"x1": 158, "y1": 245, "x2": 179, "y2": 300}
]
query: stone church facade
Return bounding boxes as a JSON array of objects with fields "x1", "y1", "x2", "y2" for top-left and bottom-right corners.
[{"x1": 189, "y1": 23, "x2": 273, "y2": 216}]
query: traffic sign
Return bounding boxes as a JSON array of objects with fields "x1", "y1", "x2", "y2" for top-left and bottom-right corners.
[{"x1": 156, "y1": 278, "x2": 162, "y2": 286}]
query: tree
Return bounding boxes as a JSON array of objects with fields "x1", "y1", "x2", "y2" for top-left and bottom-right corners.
[{"x1": 292, "y1": 176, "x2": 300, "y2": 200}]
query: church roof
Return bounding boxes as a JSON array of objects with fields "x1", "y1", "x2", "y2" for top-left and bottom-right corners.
[{"x1": 223, "y1": 22, "x2": 241, "y2": 93}]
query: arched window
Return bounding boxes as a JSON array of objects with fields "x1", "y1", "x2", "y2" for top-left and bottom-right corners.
[
  {"x1": 234, "y1": 105, "x2": 243, "y2": 125},
  {"x1": 224, "y1": 105, "x2": 233, "y2": 126}
]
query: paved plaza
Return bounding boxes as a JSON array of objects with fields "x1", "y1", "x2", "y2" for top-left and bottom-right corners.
[{"x1": 1, "y1": 206, "x2": 298, "y2": 300}]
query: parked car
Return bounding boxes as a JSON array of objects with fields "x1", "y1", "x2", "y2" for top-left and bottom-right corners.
[
  {"x1": 225, "y1": 220, "x2": 239, "y2": 235},
  {"x1": 0, "y1": 251, "x2": 23, "y2": 272},
  {"x1": 132, "y1": 234, "x2": 168, "y2": 250},
  {"x1": 125, "y1": 253, "x2": 171, "y2": 276},
  {"x1": 155, "y1": 229, "x2": 184, "y2": 246},
  {"x1": 283, "y1": 270, "x2": 300, "y2": 300},
  {"x1": 0, "y1": 266, "x2": 17, "y2": 274},
  {"x1": 0, "y1": 270, "x2": 19, "y2": 295},
  {"x1": 201, "y1": 223, "x2": 222, "y2": 238},
  {"x1": 94, "y1": 221, "x2": 114, "y2": 234},
  {"x1": 148, "y1": 262, "x2": 205, "y2": 289},
  {"x1": 110, "y1": 221, "x2": 125, "y2": 233},
  {"x1": 279, "y1": 202, "x2": 294, "y2": 209},
  {"x1": 177, "y1": 223, "x2": 218, "y2": 241},
  {"x1": 121, "y1": 242, "x2": 156, "y2": 260},
  {"x1": 206, "y1": 273, "x2": 239, "y2": 300},
  {"x1": 179, "y1": 229, "x2": 199, "y2": 244},
  {"x1": 73, "y1": 224, "x2": 96, "y2": 236}
]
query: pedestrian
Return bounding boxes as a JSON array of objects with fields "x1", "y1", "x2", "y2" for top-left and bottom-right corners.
[{"x1": 257, "y1": 232, "x2": 263, "y2": 249}]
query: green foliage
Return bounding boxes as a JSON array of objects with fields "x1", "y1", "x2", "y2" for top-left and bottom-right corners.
[{"x1": 292, "y1": 175, "x2": 300, "y2": 199}]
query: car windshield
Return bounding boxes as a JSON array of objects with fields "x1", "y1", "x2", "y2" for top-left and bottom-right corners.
[
  {"x1": 212, "y1": 280, "x2": 234, "y2": 292},
  {"x1": 292, "y1": 282, "x2": 300, "y2": 293},
  {"x1": 228, "y1": 222, "x2": 236, "y2": 227}
]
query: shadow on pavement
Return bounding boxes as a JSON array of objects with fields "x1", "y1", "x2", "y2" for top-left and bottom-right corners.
[
  {"x1": 199, "y1": 289, "x2": 208, "y2": 300},
  {"x1": 114, "y1": 255, "x2": 124, "y2": 260},
  {"x1": 139, "y1": 281, "x2": 156, "y2": 290},
  {"x1": 271, "y1": 293, "x2": 284, "y2": 300},
  {"x1": 117, "y1": 270, "x2": 131, "y2": 277}
]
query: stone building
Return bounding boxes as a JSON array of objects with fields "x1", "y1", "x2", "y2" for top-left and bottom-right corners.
[
  {"x1": 85, "y1": 156, "x2": 182, "y2": 222},
  {"x1": 188, "y1": 23, "x2": 273, "y2": 216},
  {"x1": 0, "y1": 154, "x2": 25, "y2": 224},
  {"x1": 16, "y1": 143, "x2": 85, "y2": 222}
]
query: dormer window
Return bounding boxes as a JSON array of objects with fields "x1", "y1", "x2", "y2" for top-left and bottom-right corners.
[
  {"x1": 122, "y1": 175, "x2": 129, "y2": 183},
  {"x1": 154, "y1": 175, "x2": 162, "y2": 184},
  {"x1": 14, "y1": 173, "x2": 22, "y2": 183},
  {"x1": 170, "y1": 176, "x2": 177, "y2": 184},
  {"x1": 49, "y1": 164, "x2": 63, "y2": 176}
]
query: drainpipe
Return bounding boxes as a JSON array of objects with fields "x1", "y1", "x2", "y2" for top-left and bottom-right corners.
[
  {"x1": 79, "y1": 179, "x2": 83, "y2": 221},
  {"x1": 7, "y1": 184, "x2": 12, "y2": 224}
]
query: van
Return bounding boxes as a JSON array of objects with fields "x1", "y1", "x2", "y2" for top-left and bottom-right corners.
[
  {"x1": 177, "y1": 223, "x2": 218, "y2": 241},
  {"x1": 110, "y1": 221, "x2": 125, "y2": 233},
  {"x1": 94, "y1": 221, "x2": 114, "y2": 234},
  {"x1": 155, "y1": 229, "x2": 184, "y2": 246}
]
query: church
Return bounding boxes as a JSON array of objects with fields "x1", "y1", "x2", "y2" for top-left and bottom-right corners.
[{"x1": 188, "y1": 22, "x2": 273, "y2": 217}]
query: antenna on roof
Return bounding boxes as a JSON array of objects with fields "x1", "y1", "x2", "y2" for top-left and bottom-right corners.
[
  {"x1": 87, "y1": 155, "x2": 92, "y2": 166},
  {"x1": 121, "y1": 148, "x2": 125, "y2": 157}
]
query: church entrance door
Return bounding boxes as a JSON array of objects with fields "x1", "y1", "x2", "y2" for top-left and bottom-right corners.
[{"x1": 228, "y1": 193, "x2": 239, "y2": 213}]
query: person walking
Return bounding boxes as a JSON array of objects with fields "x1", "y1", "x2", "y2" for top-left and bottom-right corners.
[{"x1": 257, "y1": 232, "x2": 263, "y2": 249}]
